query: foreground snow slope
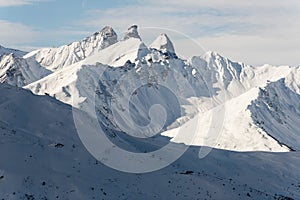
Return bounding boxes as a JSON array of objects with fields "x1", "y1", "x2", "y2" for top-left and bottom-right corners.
[{"x1": 0, "y1": 84, "x2": 299, "y2": 200}]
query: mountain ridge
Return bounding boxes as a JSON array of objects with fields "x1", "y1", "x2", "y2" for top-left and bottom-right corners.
[
  {"x1": 0, "y1": 25, "x2": 299, "y2": 153},
  {"x1": 23, "y1": 26, "x2": 118, "y2": 71},
  {"x1": 0, "y1": 45, "x2": 27, "y2": 58},
  {"x1": 20, "y1": 25, "x2": 299, "y2": 153}
]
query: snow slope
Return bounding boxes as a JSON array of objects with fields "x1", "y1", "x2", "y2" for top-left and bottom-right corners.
[
  {"x1": 25, "y1": 53, "x2": 205, "y2": 137},
  {"x1": 0, "y1": 84, "x2": 299, "y2": 200},
  {"x1": 163, "y1": 54, "x2": 298, "y2": 152},
  {"x1": 162, "y1": 86, "x2": 292, "y2": 152},
  {"x1": 249, "y1": 70, "x2": 300, "y2": 151},
  {"x1": 23, "y1": 26, "x2": 118, "y2": 71},
  {"x1": 0, "y1": 54, "x2": 51, "y2": 87}
]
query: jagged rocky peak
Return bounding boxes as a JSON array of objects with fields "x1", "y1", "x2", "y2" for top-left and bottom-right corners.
[
  {"x1": 203, "y1": 51, "x2": 223, "y2": 60},
  {"x1": 83, "y1": 25, "x2": 118, "y2": 49},
  {"x1": 99, "y1": 26, "x2": 116, "y2": 35},
  {"x1": 150, "y1": 33, "x2": 175, "y2": 53},
  {"x1": 123, "y1": 25, "x2": 141, "y2": 40},
  {"x1": 201, "y1": 51, "x2": 230, "y2": 66},
  {"x1": 98, "y1": 26, "x2": 117, "y2": 43}
]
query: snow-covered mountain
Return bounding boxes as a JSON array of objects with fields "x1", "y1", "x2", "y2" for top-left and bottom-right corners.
[
  {"x1": 0, "y1": 45, "x2": 27, "y2": 58},
  {"x1": 0, "y1": 83, "x2": 299, "y2": 200},
  {"x1": 23, "y1": 26, "x2": 299, "y2": 153},
  {"x1": 249, "y1": 68, "x2": 300, "y2": 151},
  {"x1": 191, "y1": 51, "x2": 293, "y2": 103},
  {"x1": 0, "y1": 24, "x2": 300, "y2": 199},
  {"x1": 0, "y1": 53, "x2": 51, "y2": 87},
  {"x1": 24, "y1": 27, "x2": 209, "y2": 139},
  {"x1": 161, "y1": 52, "x2": 299, "y2": 152},
  {"x1": 23, "y1": 26, "x2": 118, "y2": 71}
]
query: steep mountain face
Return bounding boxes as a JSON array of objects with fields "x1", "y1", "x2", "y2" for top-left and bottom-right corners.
[
  {"x1": 23, "y1": 26, "x2": 118, "y2": 71},
  {"x1": 249, "y1": 69, "x2": 300, "y2": 151},
  {"x1": 122, "y1": 25, "x2": 141, "y2": 40},
  {"x1": 191, "y1": 52, "x2": 292, "y2": 102},
  {"x1": 163, "y1": 86, "x2": 293, "y2": 152},
  {"x1": 0, "y1": 45, "x2": 27, "y2": 58},
  {"x1": 0, "y1": 84, "x2": 299, "y2": 200},
  {"x1": 0, "y1": 53, "x2": 51, "y2": 87}
]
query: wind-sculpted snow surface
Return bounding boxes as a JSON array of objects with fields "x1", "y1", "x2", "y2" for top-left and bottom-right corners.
[{"x1": 0, "y1": 84, "x2": 299, "y2": 199}]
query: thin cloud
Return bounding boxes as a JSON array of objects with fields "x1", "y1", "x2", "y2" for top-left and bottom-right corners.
[
  {"x1": 0, "y1": 0, "x2": 49, "y2": 7},
  {"x1": 0, "y1": 20, "x2": 94, "y2": 50},
  {"x1": 78, "y1": 0, "x2": 300, "y2": 66},
  {"x1": 0, "y1": 0, "x2": 299, "y2": 66},
  {"x1": 0, "y1": 20, "x2": 39, "y2": 46}
]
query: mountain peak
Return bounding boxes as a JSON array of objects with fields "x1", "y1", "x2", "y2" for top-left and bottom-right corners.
[
  {"x1": 150, "y1": 33, "x2": 175, "y2": 53},
  {"x1": 83, "y1": 25, "x2": 118, "y2": 49},
  {"x1": 204, "y1": 51, "x2": 223, "y2": 59},
  {"x1": 123, "y1": 25, "x2": 141, "y2": 40},
  {"x1": 25, "y1": 26, "x2": 118, "y2": 71},
  {"x1": 98, "y1": 26, "x2": 117, "y2": 40}
]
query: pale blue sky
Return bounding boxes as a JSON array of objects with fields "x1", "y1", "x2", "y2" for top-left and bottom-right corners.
[{"x1": 0, "y1": 0, "x2": 299, "y2": 66}]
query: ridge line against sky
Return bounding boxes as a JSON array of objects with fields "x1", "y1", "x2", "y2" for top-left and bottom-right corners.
[{"x1": 0, "y1": 0, "x2": 299, "y2": 66}]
